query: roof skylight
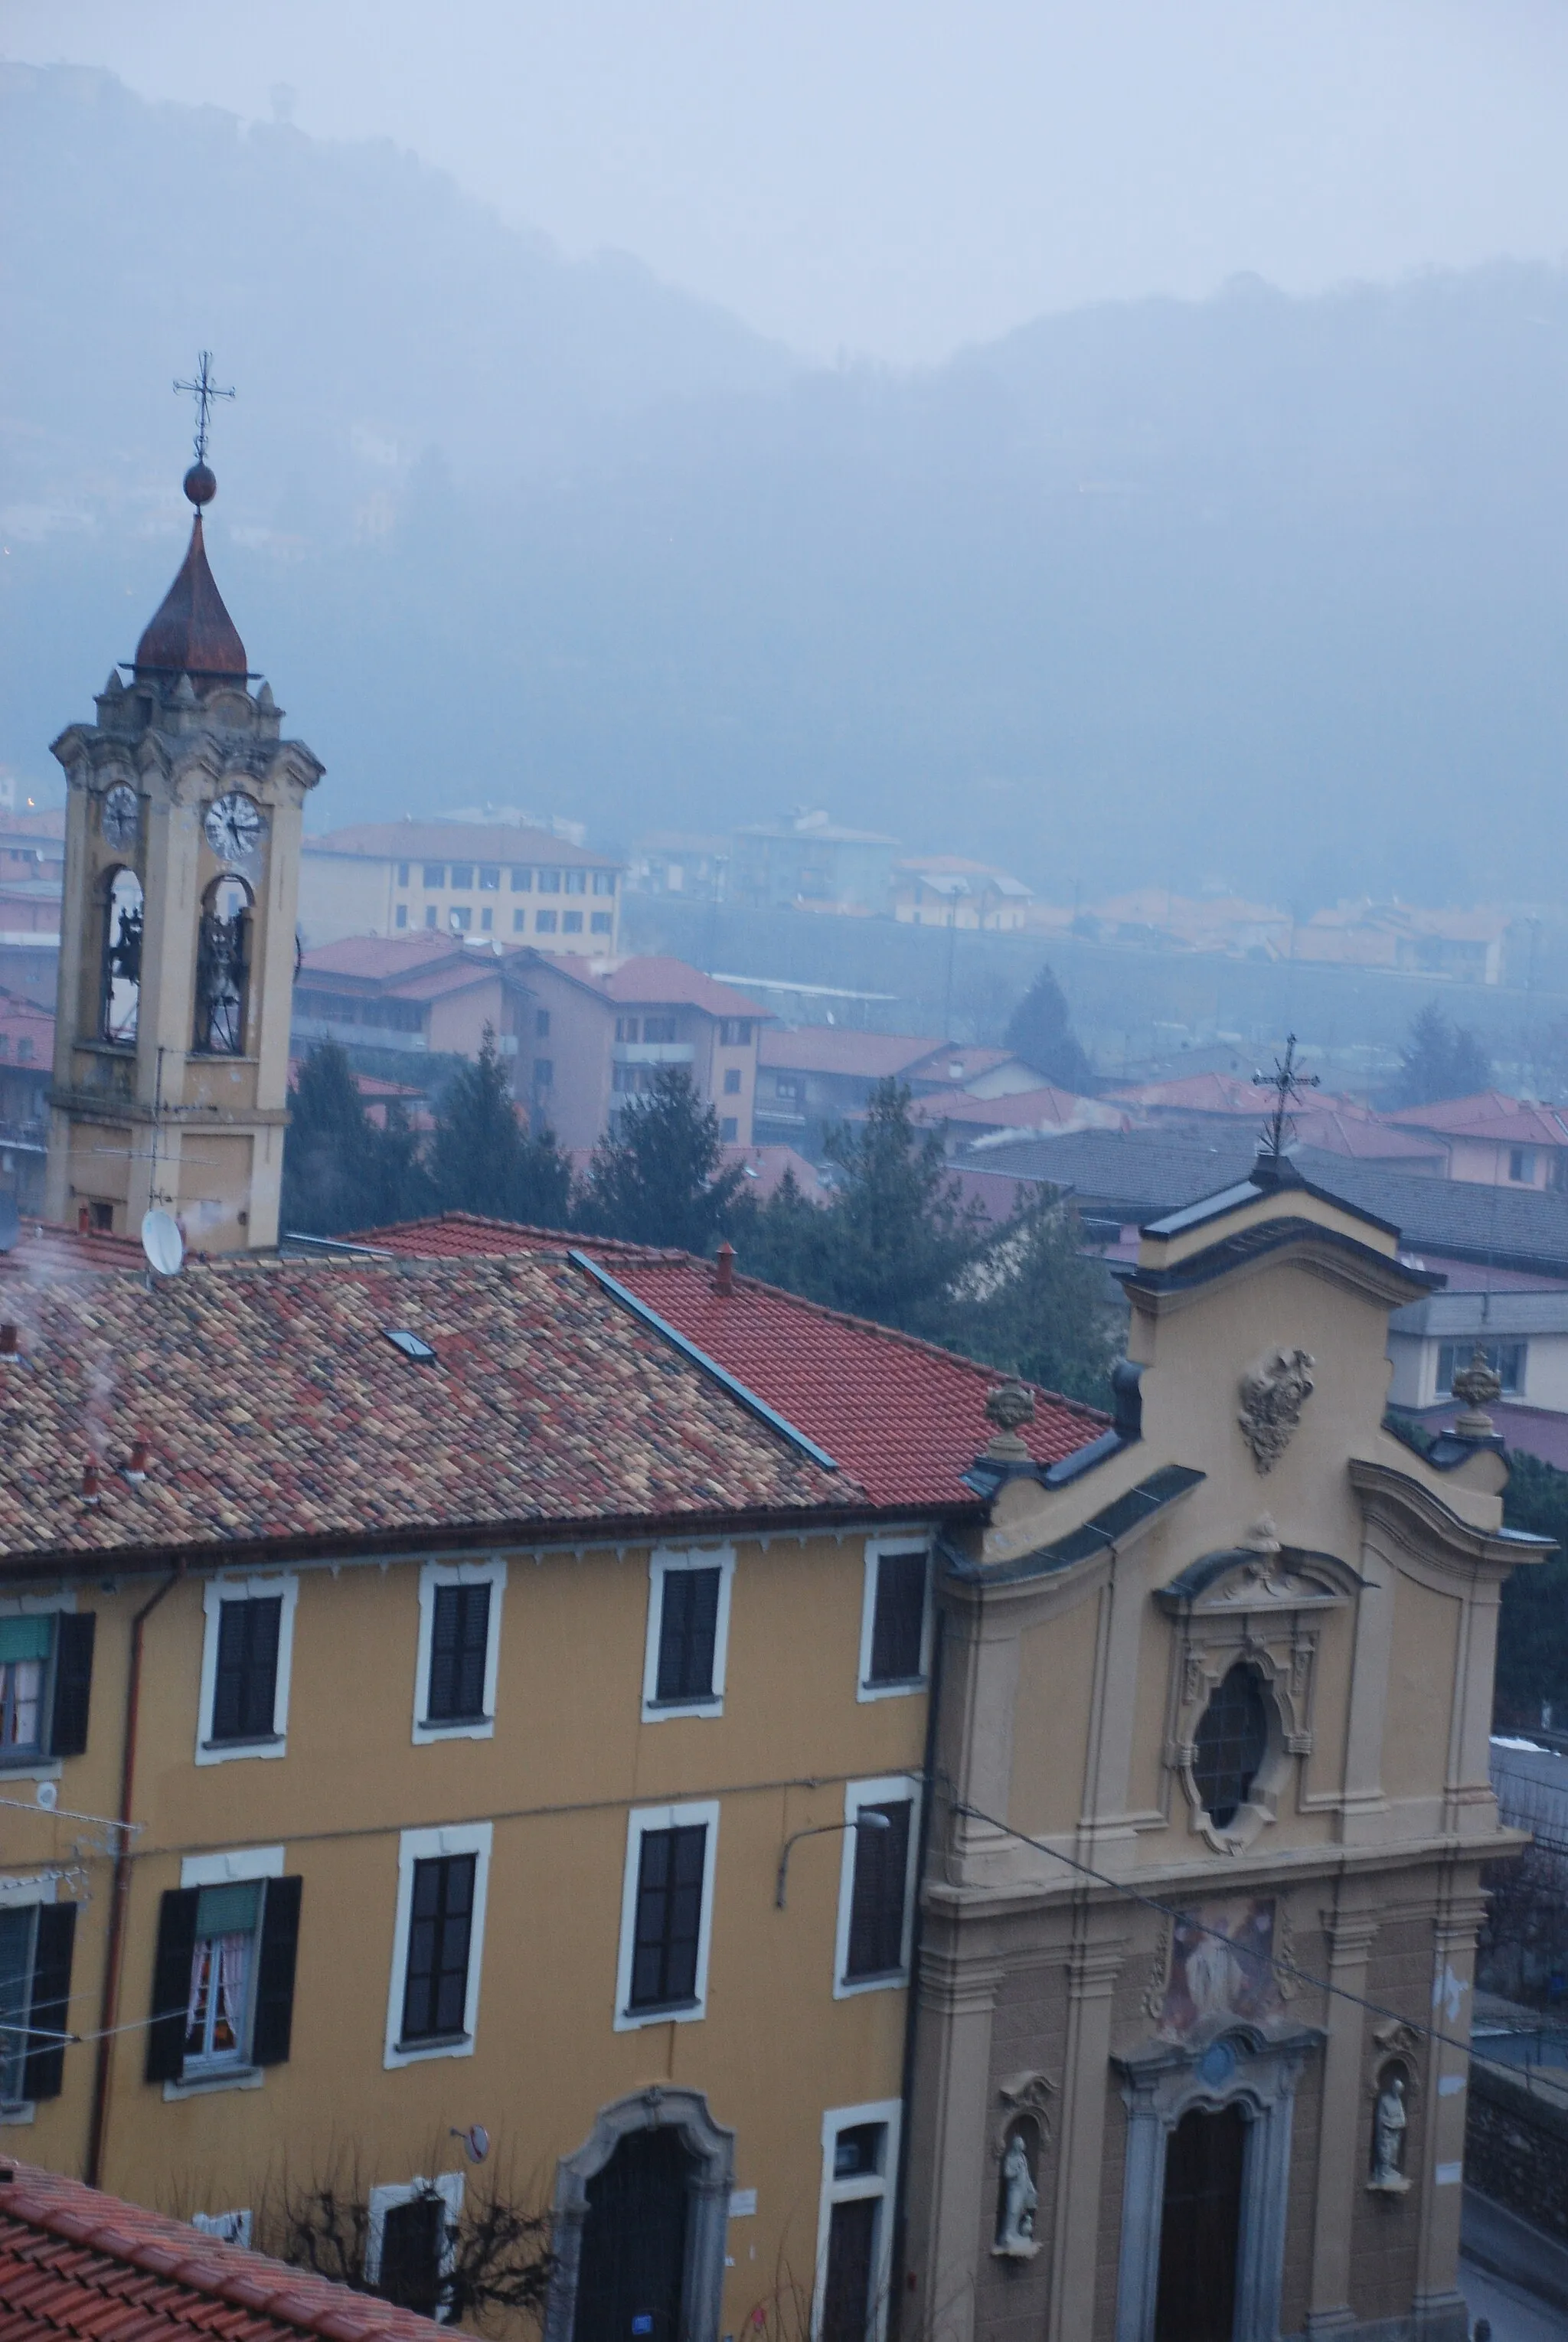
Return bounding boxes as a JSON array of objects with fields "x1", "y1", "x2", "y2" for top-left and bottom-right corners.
[{"x1": 383, "y1": 1327, "x2": 437, "y2": 1363}]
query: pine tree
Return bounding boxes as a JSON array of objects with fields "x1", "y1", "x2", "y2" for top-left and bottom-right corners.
[
  {"x1": 282, "y1": 1044, "x2": 396, "y2": 1236},
  {"x1": 430, "y1": 1027, "x2": 573, "y2": 1227},
  {"x1": 1392, "y1": 1004, "x2": 1492, "y2": 1107},
  {"x1": 1004, "y1": 963, "x2": 1094, "y2": 1092},
  {"x1": 578, "y1": 1065, "x2": 744, "y2": 1252},
  {"x1": 950, "y1": 1193, "x2": 1122, "y2": 1404}
]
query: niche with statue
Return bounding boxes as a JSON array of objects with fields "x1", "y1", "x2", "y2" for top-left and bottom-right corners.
[{"x1": 991, "y1": 2073, "x2": 1054, "y2": 2262}]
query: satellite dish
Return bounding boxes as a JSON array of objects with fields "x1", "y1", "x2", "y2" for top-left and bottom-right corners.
[
  {"x1": 0, "y1": 1194, "x2": 17, "y2": 1253},
  {"x1": 34, "y1": 1781, "x2": 57, "y2": 1811},
  {"x1": 141, "y1": 1210, "x2": 185, "y2": 1277}
]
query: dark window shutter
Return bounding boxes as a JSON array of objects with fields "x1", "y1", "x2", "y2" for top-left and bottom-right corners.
[
  {"x1": 655, "y1": 1568, "x2": 721, "y2": 1702},
  {"x1": 252, "y1": 1875, "x2": 302, "y2": 2066},
  {"x1": 49, "y1": 1613, "x2": 96, "y2": 1756},
  {"x1": 21, "y1": 1902, "x2": 76, "y2": 2101},
  {"x1": 846, "y1": 1801, "x2": 912, "y2": 1980},
  {"x1": 868, "y1": 1553, "x2": 926, "y2": 1684},
  {"x1": 427, "y1": 1585, "x2": 490, "y2": 1723},
  {"x1": 211, "y1": 1597, "x2": 282, "y2": 1743},
  {"x1": 145, "y1": 1887, "x2": 200, "y2": 2082}
]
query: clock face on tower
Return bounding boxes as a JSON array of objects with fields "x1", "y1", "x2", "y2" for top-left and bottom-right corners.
[
  {"x1": 101, "y1": 784, "x2": 139, "y2": 848},
  {"x1": 203, "y1": 790, "x2": 263, "y2": 863}
]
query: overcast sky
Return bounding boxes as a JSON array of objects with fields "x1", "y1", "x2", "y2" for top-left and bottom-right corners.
[{"x1": 8, "y1": 1, "x2": 1568, "y2": 363}]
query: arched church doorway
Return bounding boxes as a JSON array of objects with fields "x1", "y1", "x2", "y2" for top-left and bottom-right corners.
[
  {"x1": 573, "y1": 2126, "x2": 694, "y2": 2342},
  {"x1": 1154, "y1": 2102, "x2": 1246, "y2": 2342}
]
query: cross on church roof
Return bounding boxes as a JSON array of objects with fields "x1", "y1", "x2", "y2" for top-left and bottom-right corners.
[
  {"x1": 173, "y1": 351, "x2": 235, "y2": 468},
  {"x1": 1253, "y1": 1033, "x2": 1320, "y2": 1160}
]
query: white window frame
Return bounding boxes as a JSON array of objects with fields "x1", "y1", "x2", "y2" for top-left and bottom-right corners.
[
  {"x1": 181, "y1": 1846, "x2": 284, "y2": 1890},
  {"x1": 613, "y1": 1798, "x2": 720, "y2": 2032},
  {"x1": 195, "y1": 1573, "x2": 299, "y2": 1767},
  {"x1": 384, "y1": 1821, "x2": 492, "y2": 2069},
  {"x1": 642, "y1": 1547, "x2": 736, "y2": 1723},
  {"x1": 367, "y1": 2172, "x2": 464, "y2": 2321},
  {"x1": 857, "y1": 1537, "x2": 933, "y2": 1702},
  {"x1": 0, "y1": 1872, "x2": 57, "y2": 2125},
  {"x1": 834, "y1": 1776, "x2": 921, "y2": 2000},
  {"x1": 413, "y1": 1558, "x2": 507, "y2": 1745},
  {"x1": 812, "y1": 2099, "x2": 902, "y2": 2342}
]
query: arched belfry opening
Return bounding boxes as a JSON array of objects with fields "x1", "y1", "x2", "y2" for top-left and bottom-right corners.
[{"x1": 44, "y1": 363, "x2": 324, "y2": 1249}]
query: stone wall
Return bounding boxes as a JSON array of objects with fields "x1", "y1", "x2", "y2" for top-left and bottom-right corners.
[{"x1": 1465, "y1": 2062, "x2": 1568, "y2": 2240}]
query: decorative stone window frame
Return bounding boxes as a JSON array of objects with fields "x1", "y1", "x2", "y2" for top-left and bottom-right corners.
[
  {"x1": 412, "y1": 1557, "x2": 507, "y2": 1745},
  {"x1": 833, "y1": 1775, "x2": 923, "y2": 1998},
  {"x1": 195, "y1": 1572, "x2": 299, "y2": 1768},
  {"x1": 544, "y1": 2086, "x2": 734, "y2": 2342},
  {"x1": 856, "y1": 1535, "x2": 934, "y2": 1702},
  {"x1": 614, "y1": 1799, "x2": 720, "y2": 2030},
  {"x1": 1155, "y1": 1545, "x2": 1361, "y2": 1853},
  {"x1": 1112, "y1": 2022, "x2": 1321, "y2": 2342}
]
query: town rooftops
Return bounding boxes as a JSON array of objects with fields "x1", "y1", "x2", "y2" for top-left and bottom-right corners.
[
  {"x1": 528, "y1": 952, "x2": 767, "y2": 1021},
  {"x1": 758, "y1": 1028, "x2": 947, "y2": 1079},
  {"x1": 364, "y1": 1217, "x2": 1106, "y2": 1506},
  {"x1": 1386, "y1": 1091, "x2": 1568, "y2": 1145},
  {"x1": 0, "y1": 1219, "x2": 144, "y2": 1278},
  {"x1": 306, "y1": 821, "x2": 616, "y2": 868},
  {"x1": 0, "y1": 2157, "x2": 446, "y2": 2342}
]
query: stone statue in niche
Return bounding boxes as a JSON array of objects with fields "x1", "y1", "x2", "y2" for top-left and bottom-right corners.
[
  {"x1": 994, "y1": 2130, "x2": 1040, "y2": 2259},
  {"x1": 1369, "y1": 2069, "x2": 1410, "y2": 2194},
  {"x1": 1237, "y1": 1347, "x2": 1315, "y2": 1474}
]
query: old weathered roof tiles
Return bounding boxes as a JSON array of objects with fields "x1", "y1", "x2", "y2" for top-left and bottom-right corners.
[{"x1": 0, "y1": 2159, "x2": 447, "y2": 2342}]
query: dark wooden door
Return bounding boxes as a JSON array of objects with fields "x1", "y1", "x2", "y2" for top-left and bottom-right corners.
[
  {"x1": 1154, "y1": 2102, "x2": 1246, "y2": 2342},
  {"x1": 822, "y1": 2198, "x2": 878, "y2": 2342},
  {"x1": 574, "y1": 2129, "x2": 693, "y2": 2342}
]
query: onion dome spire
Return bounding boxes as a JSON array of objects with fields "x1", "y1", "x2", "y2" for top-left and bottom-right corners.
[{"x1": 133, "y1": 353, "x2": 247, "y2": 684}]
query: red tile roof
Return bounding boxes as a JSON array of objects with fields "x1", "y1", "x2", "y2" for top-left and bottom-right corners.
[
  {"x1": 1387, "y1": 1091, "x2": 1568, "y2": 1144},
  {"x1": 757, "y1": 1029, "x2": 945, "y2": 1079},
  {"x1": 916, "y1": 1086, "x2": 1124, "y2": 1134},
  {"x1": 526, "y1": 953, "x2": 766, "y2": 1021},
  {"x1": 308, "y1": 821, "x2": 616, "y2": 868},
  {"x1": 0, "y1": 1251, "x2": 877, "y2": 1570},
  {"x1": 365, "y1": 1217, "x2": 1106, "y2": 1507},
  {"x1": 0, "y1": 1221, "x2": 144, "y2": 1279},
  {"x1": 298, "y1": 936, "x2": 476, "y2": 983},
  {"x1": 0, "y1": 2159, "x2": 447, "y2": 2342}
]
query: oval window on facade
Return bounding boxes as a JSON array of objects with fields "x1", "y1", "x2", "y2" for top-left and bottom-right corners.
[{"x1": 1191, "y1": 1663, "x2": 1269, "y2": 1830}]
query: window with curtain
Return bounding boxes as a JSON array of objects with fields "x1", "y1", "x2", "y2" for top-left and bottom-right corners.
[{"x1": 183, "y1": 1881, "x2": 262, "y2": 2069}]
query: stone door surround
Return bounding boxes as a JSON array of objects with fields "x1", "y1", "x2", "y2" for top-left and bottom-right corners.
[{"x1": 544, "y1": 2085, "x2": 736, "y2": 2342}]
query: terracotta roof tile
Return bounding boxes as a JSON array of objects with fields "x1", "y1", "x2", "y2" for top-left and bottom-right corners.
[
  {"x1": 0, "y1": 2163, "x2": 446, "y2": 2342},
  {"x1": 365, "y1": 1217, "x2": 1106, "y2": 1507}
]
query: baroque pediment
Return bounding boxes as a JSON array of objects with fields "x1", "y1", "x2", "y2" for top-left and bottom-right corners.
[{"x1": 1155, "y1": 1537, "x2": 1361, "y2": 1616}]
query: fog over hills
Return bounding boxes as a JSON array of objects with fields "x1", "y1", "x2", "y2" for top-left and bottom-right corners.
[{"x1": 5, "y1": 62, "x2": 1568, "y2": 909}]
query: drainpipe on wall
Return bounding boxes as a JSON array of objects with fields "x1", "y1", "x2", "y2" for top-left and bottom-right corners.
[
  {"x1": 86, "y1": 1557, "x2": 184, "y2": 2188},
  {"x1": 889, "y1": 1596, "x2": 948, "y2": 2341}
]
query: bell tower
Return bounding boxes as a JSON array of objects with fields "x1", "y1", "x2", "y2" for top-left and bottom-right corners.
[{"x1": 44, "y1": 370, "x2": 323, "y2": 1251}]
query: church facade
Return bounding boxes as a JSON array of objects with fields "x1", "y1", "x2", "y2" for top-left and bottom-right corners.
[
  {"x1": 44, "y1": 456, "x2": 321, "y2": 1251},
  {"x1": 907, "y1": 1164, "x2": 1541, "y2": 2342}
]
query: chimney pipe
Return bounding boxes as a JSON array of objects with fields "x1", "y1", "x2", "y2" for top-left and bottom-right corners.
[
  {"x1": 82, "y1": 1461, "x2": 101, "y2": 1505},
  {"x1": 714, "y1": 1241, "x2": 735, "y2": 1297},
  {"x1": 125, "y1": 1440, "x2": 149, "y2": 1482}
]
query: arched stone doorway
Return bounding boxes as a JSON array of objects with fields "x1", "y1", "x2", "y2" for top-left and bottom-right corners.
[{"x1": 545, "y1": 2087, "x2": 735, "y2": 2342}]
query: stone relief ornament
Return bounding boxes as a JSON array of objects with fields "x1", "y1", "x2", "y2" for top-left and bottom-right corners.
[
  {"x1": 996, "y1": 2070, "x2": 1057, "y2": 2148},
  {"x1": 1237, "y1": 1348, "x2": 1316, "y2": 1474}
]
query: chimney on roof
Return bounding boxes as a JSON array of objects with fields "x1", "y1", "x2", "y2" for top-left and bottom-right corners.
[
  {"x1": 714, "y1": 1241, "x2": 735, "y2": 1297},
  {"x1": 81, "y1": 1462, "x2": 101, "y2": 1506},
  {"x1": 125, "y1": 1440, "x2": 149, "y2": 1482}
]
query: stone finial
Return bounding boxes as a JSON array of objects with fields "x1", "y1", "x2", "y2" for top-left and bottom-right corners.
[
  {"x1": 1242, "y1": 1513, "x2": 1281, "y2": 1555},
  {"x1": 984, "y1": 1380, "x2": 1035, "y2": 1462},
  {"x1": 1451, "y1": 1344, "x2": 1503, "y2": 1440}
]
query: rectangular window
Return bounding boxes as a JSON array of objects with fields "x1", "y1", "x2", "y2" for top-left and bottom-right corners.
[
  {"x1": 426, "y1": 905, "x2": 439, "y2": 929},
  {"x1": 423, "y1": 865, "x2": 446, "y2": 887},
  {"x1": 512, "y1": 910, "x2": 526, "y2": 932},
  {"x1": 590, "y1": 912, "x2": 613, "y2": 934},
  {"x1": 642, "y1": 1549, "x2": 734, "y2": 1720},
  {"x1": 536, "y1": 910, "x2": 558, "y2": 934},
  {"x1": 724, "y1": 1068, "x2": 742, "y2": 1094},
  {"x1": 814, "y1": 2104, "x2": 900, "y2": 2342},
  {"x1": 593, "y1": 870, "x2": 617, "y2": 896},
  {"x1": 562, "y1": 910, "x2": 583, "y2": 933},
  {"x1": 538, "y1": 868, "x2": 562, "y2": 894},
  {"x1": 385, "y1": 1822, "x2": 491, "y2": 2066},
  {"x1": 479, "y1": 866, "x2": 500, "y2": 891},
  {"x1": 479, "y1": 907, "x2": 492, "y2": 932},
  {"x1": 859, "y1": 1543, "x2": 930, "y2": 1697},
  {"x1": 720, "y1": 1117, "x2": 738, "y2": 1142},
  {"x1": 414, "y1": 1561, "x2": 505, "y2": 1744},
  {"x1": 0, "y1": 1894, "x2": 76, "y2": 2107},
  {"x1": 368, "y1": 2175, "x2": 463, "y2": 2320},
  {"x1": 616, "y1": 1017, "x2": 640, "y2": 1043},
  {"x1": 643, "y1": 1016, "x2": 678, "y2": 1044},
  {"x1": 775, "y1": 1075, "x2": 803, "y2": 1102},
  {"x1": 1437, "y1": 1339, "x2": 1526, "y2": 1397},
  {"x1": 145, "y1": 1854, "x2": 301, "y2": 2087},
  {"x1": 395, "y1": 904, "x2": 408, "y2": 929},
  {"x1": 564, "y1": 869, "x2": 586, "y2": 894},
  {"x1": 397, "y1": 862, "x2": 410, "y2": 887},
  {"x1": 534, "y1": 1059, "x2": 554, "y2": 1089},
  {"x1": 449, "y1": 864, "x2": 474, "y2": 890},
  {"x1": 1510, "y1": 1147, "x2": 1536, "y2": 1183},
  {"x1": 615, "y1": 1801, "x2": 718, "y2": 2029},
  {"x1": 401, "y1": 1855, "x2": 475, "y2": 2043},
  {"x1": 535, "y1": 1010, "x2": 550, "y2": 1037},
  {"x1": 719, "y1": 1019, "x2": 753, "y2": 1047},
  {"x1": 197, "y1": 1577, "x2": 298, "y2": 1765},
  {"x1": 0, "y1": 1616, "x2": 50, "y2": 1757},
  {"x1": 511, "y1": 867, "x2": 533, "y2": 892},
  {"x1": 835, "y1": 1779, "x2": 918, "y2": 1994},
  {"x1": 449, "y1": 905, "x2": 472, "y2": 934}
]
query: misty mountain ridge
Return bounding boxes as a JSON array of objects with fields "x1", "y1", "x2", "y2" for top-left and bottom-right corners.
[{"x1": 6, "y1": 63, "x2": 1568, "y2": 912}]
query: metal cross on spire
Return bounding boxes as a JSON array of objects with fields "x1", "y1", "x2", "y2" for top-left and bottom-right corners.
[
  {"x1": 1253, "y1": 1033, "x2": 1320, "y2": 1160},
  {"x1": 172, "y1": 351, "x2": 235, "y2": 466}
]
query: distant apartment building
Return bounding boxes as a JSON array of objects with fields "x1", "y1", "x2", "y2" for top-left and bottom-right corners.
[
  {"x1": 1292, "y1": 899, "x2": 1510, "y2": 983},
  {"x1": 629, "y1": 831, "x2": 730, "y2": 899},
  {"x1": 731, "y1": 809, "x2": 898, "y2": 913},
  {"x1": 753, "y1": 1028, "x2": 1051, "y2": 1151},
  {"x1": 298, "y1": 821, "x2": 622, "y2": 957},
  {"x1": 1386, "y1": 1091, "x2": 1568, "y2": 1190},
  {"x1": 0, "y1": 988, "x2": 51, "y2": 1213},
  {"x1": 892, "y1": 854, "x2": 1033, "y2": 929},
  {"x1": 292, "y1": 936, "x2": 538, "y2": 1065},
  {"x1": 0, "y1": 805, "x2": 64, "y2": 1008}
]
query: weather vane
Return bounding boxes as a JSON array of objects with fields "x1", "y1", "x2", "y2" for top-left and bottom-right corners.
[
  {"x1": 1253, "y1": 1033, "x2": 1319, "y2": 1159},
  {"x1": 173, "y1": 351, "x2": 235, "y2": 467}
]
